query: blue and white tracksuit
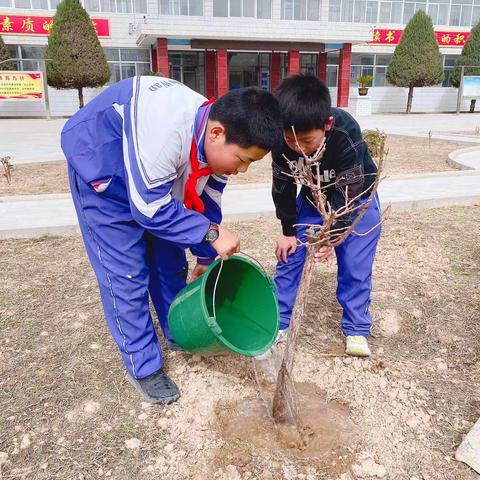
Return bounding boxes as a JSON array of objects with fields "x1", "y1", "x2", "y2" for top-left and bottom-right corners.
[
  {"x1": 272, "y1": 108, "x2": 381, "y2": 337},
  {"x1": 61, "y1": 76, "x2": 226, "y2": 379}
]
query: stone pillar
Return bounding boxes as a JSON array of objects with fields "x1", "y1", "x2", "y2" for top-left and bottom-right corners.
[
  {"x1": 288, "y1": 50, "x2": 300, "y2": 75},
  {"x1": 271, "y1": 52, "x2": 281, "y2": 92},
  {"x1": 156, "y1": 38, "x2": 169, "y2": 77},
  {"x1": 216, "y1": 49, "x2": 228, "y2": 97},
  {"x1": 337, "y1": 43, "x2": 352, "y2": 108},
  {"x1": 318, "y1": 52, "x2": 327, "y2": 82},
  {"x1": 205, "y1": 50, "x2": 216, "y2": 98}
]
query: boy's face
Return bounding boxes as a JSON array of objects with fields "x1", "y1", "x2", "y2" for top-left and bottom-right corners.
[
  {"x1": 204, "y1": 120, "x2": 268, "y2": 176},
  {"x1": 284, "y1": 117, "x2": 334, "y2": 156}
]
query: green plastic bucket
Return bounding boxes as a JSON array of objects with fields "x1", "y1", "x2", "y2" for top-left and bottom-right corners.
[{"x1": 167, "y1": 255, "x2": 279, "y2": 357}]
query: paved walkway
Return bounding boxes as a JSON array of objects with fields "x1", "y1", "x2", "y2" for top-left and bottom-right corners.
[
  {"x1": 1, "y1": 145, "x2": 479, "y2": 239},
  {"x1": 1, "y1": 113, "x2": 480, "y2": 165}
]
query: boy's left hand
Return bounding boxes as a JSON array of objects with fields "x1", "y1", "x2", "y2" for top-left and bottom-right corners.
[
  {"x1": 315, "y1": 246, "x2": 334, "y2": 267},
  {"x1": 190, "y1": 263, "x2": 209, "y2": 283}
]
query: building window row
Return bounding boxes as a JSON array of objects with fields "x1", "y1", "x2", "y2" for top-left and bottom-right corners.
[
  {"x1": 159, "y1": 0, "x2": 203, "y2": 15},
  {"x1": 329, "y1": 0, "x2": 480, "y2": 26},
  {"x1": 105, "y1": 47, "x2": 151, "y2": 83},
  {"x1": 0, "y1": 0, "x2": 147, "y2": 12},
  {"x1": 212, "y1": 0, "x2": 272, "y2": 18},
  {"x1": 281, "y1": 0, "x2": 321, "y2": 20}
]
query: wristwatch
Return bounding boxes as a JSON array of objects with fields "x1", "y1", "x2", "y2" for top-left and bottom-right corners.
[{"x1": 203, "y1": 223, "x2": 220, "y2": 243}]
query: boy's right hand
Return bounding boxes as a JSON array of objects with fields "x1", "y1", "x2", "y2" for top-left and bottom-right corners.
[
  {"x1": 276, "y1": 235, "x2": 297, "y2": 264},
  {"x1": 212, "y1": 225, "x2": 240, "y2": 260}
]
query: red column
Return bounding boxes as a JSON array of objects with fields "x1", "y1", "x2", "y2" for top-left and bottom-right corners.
[
  {"x1": 271, "y1": 52, "x2": 281, "y2": 92},
  {"x1": 156, "y1": 38, "x2": 169, "y2": 77},
  {"x1": 318, "y1": 52, "x2": 327, "y2": 82},
  {"x1": 288, "y1": 50, "x2": 300, "y2": 75},
  {"x1": 151, "y1": 46, "x2": 158, "y2": 72},
  {"x1": 205, "y1": 50, "x2": 216, "y2": 98},
  {"x1": 216, "y1": 49, "x2": 228, "y2": 97},
  {"x1": 337, "y1": 43, "x2": 352, "y2": 108}
]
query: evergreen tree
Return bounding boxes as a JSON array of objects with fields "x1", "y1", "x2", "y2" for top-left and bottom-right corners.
[
  {"x1": 450, "y1": 21, "x2": 480, "y2": 112},
  {"x1": 45, "y1": 0, "x2": 110, "y2": 108},
  {"x1": 0, "y1": 35, "x2": 15, "y2": 70},
  {"x1": 386, "y1": 10, "x2": 444, "y2": 113}
]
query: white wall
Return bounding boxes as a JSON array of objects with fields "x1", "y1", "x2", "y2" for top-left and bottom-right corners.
[{"x1": 360, "y1": 86, "x2": 471, "y2": 113}]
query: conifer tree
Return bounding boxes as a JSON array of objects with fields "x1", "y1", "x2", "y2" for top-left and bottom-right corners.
[
  {"x1": 0, "y1": 35, "x2": 14, "y2": 70},
  {"x1": 450, "y1": 21, "x2": 480, "y2": 112},
  {"x1": 387, "y1": 10, "x2": 444, "y2": 113},
  {"x1": 45, "y1": 0, "x2": 110, "y2": 108}
]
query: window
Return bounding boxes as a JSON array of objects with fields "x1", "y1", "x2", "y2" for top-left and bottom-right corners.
[
  {"x1": 105, "y1": 48, "x2": 151, "y2": 84},
  {"x1": 379, "y1": 0, "x2": 403, "y2": 22},
  {"x1": 160, "y1": 0, "x2": 203, "y2": 15},
  {"x1": 281, "y1": 0, "x2": 320, "y2": 20},
  {"x1": 5, "y1": 45, "x2": 46, "y2": 70},
  {"x1": 213, "y1": 0, "x2": 271, "y2": 17},
  {"x1": 349, "y1": 53, "x2": 392, "y2": 87},
  {"x1": 329, "y1": 0, "x2": 341, "y2": 20},
  {"x1": 427, "y1": 0, "x2": 449, "y2": 25},
  {"x1": 300, "y1": 53, "x2": 317, "y2": 74},
  {"x1": 403, "y1": 1, "x2": 426, "y2": 22},
  {"x1": 326, "y1": 52, "x2": 338, "y2": 87},
  {"x1": 442, "y1": 54, "x2": 458, "y2": 86}
]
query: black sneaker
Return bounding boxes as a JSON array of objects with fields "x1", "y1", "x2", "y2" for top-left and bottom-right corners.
[{"x1": 127, "y1": 368, "x2": 180, "y2": 404}]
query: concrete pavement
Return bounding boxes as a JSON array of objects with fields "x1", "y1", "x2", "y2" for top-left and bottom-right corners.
[
  {"x1": 1, "y1": 113, "x2": 480, "y2": 165},
  {"x1": 1, "y1": 145, "x2": 479, "y2": 239}
]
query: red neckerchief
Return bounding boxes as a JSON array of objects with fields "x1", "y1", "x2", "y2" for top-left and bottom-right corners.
[{"x1": 184, "y1": 98, "x2": 215, "y2": 214}]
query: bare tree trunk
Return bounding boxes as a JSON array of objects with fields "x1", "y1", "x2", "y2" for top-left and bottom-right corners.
[
  {"x1": 406, "y1": 86, "x2": 414, "y2": 114},
  {"x1": 78, "y1": 87, "x2": 84, "y2": 109},
  {"x1": 470, "y1": 99, "x2": 476, "y2": 113},
  {"x1": 272, "y1": 247, "x2": 316, "y2": 424}
]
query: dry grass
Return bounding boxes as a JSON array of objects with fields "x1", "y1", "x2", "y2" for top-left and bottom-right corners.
[
  {"x1": 0, "y1": 135, "x2": 471, "y2": 197},
  {"x1": 1, "y1": 206, "x2": 479, "y2": 479}
]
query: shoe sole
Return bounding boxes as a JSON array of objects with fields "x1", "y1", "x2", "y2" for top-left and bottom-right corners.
[
  {"x1": 345, "y1": 348, "x2": 371, "y2": 358},
  {"x1": 127, "y1": 374, "x2": 181, "y2": 405}
]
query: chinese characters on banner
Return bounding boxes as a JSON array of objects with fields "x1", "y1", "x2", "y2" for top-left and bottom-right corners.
[
  {"x1": 371, "y1": 28, "x2": 470, "y2": 47},
  {"x1": 0, "y1": 14, "x2": 110, "y2": 37},
  {"x1": 0, "y1": 71, "x2": 43, "y2": 100}
]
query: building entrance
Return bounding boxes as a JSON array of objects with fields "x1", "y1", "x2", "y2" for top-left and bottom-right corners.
[{"x1": 228, "y1": 52, "x2": 271, "y2": 91}]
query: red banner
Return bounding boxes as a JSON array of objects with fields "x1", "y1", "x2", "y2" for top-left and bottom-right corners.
[
  {"x1": 0, "y1": 14, "x2": 110, "y2": 37},
  {"x1": 371, "y1": 28, "x2": 470, "y2": 47}
]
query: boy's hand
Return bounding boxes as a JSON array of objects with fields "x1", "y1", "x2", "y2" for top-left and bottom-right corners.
[
  {"x1": 190, "y1": 263, "x2": 209, "y2": 283},
  {"x1": 276, "y1": 235, "x2": 297, "y2": 264},
  {"x1": 315, "y1": 245, "x2": 334, "y2": 267},
  {"x1": 212, "y1": 225, "x2": 240, "y2": 260}
]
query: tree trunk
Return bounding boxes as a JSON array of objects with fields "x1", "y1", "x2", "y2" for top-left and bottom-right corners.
[
  {"x1": 470, "y1": 99, "x2": 476, "y2": 113},
  {"x1": 406, "y1": 86, "x2": 414, "y2": 114},
  {"x1": 78, "y1": 87, "x2": 84, "y2": 109},
  {"x1": 272, "y1": 247, "x2": 316, "y2": 424}
]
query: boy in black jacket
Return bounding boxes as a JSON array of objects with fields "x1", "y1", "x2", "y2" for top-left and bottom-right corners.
[{"x1": 272, "y1": 75, "x2": 381, "y2": 357}]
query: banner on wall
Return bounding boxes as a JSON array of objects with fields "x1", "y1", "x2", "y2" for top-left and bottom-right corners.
[
  {"x1": 0, "y1": 14, "x2": 110, "y2": 37},
  {"x1": 371, "y1": 28, "x2": 470, "y2": 47},
  {"x1": 463, "y1": 76, "x2": 480, "y2": 99},
  {"x1": 0, "y1": 71, "x2": 43, "y2": 100}
]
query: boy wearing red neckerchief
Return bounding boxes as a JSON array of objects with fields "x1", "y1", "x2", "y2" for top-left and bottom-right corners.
[{"x1": 61, "y1": 77, "x2": 283, "y2": 404}]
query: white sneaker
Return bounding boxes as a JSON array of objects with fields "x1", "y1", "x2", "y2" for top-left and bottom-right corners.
[
  {"x1": 276, "y1": 328, "x2": 289, "y2": 343},
  {"x1": 345, "y1": 335, "x2": 371, "y2": 357}
]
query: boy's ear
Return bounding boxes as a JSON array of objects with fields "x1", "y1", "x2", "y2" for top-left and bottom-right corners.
[
  {"x1": 207, "y1": 121, "x2": 226, "y2": 141},
  {"x1": 324, "y1": 116, "x2": 334, "y2": 132}
]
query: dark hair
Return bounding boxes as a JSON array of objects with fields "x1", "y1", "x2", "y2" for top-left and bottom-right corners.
[
  {"x1": 209, "y1": 87, "x2": 283, "y2": 151},
  {"x1": 275, "y1": 74, "x2": 331, "y2": 133}
]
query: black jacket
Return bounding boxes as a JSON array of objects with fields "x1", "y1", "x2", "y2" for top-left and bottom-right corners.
[{"x1": 272, "y1": 107, "x2": 378, "y2": 237}]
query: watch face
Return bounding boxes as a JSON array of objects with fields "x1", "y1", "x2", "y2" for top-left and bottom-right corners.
[{"x1": 207, "y1": 228, "x2": 219, "y2": 243}]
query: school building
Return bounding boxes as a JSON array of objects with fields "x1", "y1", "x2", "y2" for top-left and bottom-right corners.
[{"x1": 0, "y1": 0, "x2": 477, "y2": 116}]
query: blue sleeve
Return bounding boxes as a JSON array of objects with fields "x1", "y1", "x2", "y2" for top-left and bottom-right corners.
[{"x1": 190, "y1": 174, "x2": 228, "y2": 265}]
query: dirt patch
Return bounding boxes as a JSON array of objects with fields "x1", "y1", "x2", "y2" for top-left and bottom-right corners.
[
  {"x1": 0, "y1": 161, "x2": 68, "y2": 197},
  {"x1": 1, "y1": 206, "x2": 480, "y2": 479},
  {"x1": 0, "y1": 135, "x2": 470, "y2": 196}
]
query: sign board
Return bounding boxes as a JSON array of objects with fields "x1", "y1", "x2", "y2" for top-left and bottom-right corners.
[
  {"x1": 371, "y1": 28, "x2": 470, "y2": 47},
  {"x1": 0, "y1": 71, "x2": 43, "y2": 100},
  {"x1": 260, "y1": 70, "x2": 270, "y2": 91},
  {"x1": 463, "y1": 76, "x2": 480, "y2": 99},
  {"x1": 0, "y1": 14, "x2": 110, "y2": 37}
]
